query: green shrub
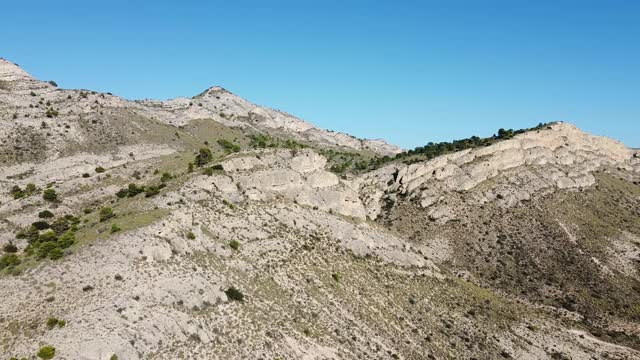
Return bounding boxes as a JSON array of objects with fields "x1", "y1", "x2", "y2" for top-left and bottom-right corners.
[
  {"x1": 217, "y1": 139, "x2": 241, "y2": 153},
  {"x1": 0, "y1": 254, "x2": 20, "y2": 270},
  {"x1": 83, "y1": 208, "x2": 93, "y2": 214},
  {"x1": 42, "y1": 189, "x2": 58, "y2": 202},
  {"x1": 58, "y1": 232, "x2": 75, "y2": 249},
  {"x1": 115, "y1": 188, "x2": 129, "y2": 198},
  {"x1": 222, "y1": 199, "x2": 235, "y2": 209},
  {"x1": 2, "y1": 243, "x2": 18, "y2": 253},
  {"x1": 186, "y1": 231, "x2": 196, "y2": 240},
  {"x1": 224, "y1": 287, "x2": 244, "y2": 302},
  {"x1": 211, "y1": 164, "x2": 224, "y2": 171},
  {"x1": 99, "y1": 207, "x2": 115, "y2": 222},
  {"x1": 10, "y1": 185, "x2": 24, "y2": 199},
  {"x1": 37, "y1": 242, "x2": 59, "y2": 259},
  {"x1": 229, "y1": 240, "x2": 240, "y2": 251},
  {"x1": 37, "y1": 345, "x2": 56, "y2": 359},
  {"x1": 48, "y1": 80, "x2": 58, "y2": 87},
  {"x1": 126, "y1": 183, "x2": 145, "y2": 197},
  {"x1": 23, "y1": 226, "x2": 41, "y2": 243},
  {"x1": 38, "y1": 210, "x2": 55, "y2": 218},
  {"x1": 110, "y1": 355, "x2": 119, "y2": 360},
  {"x1": 202, "y1": 167, "x2": 214, "y2": 176},
  {"x1": 111, "y1": 224, "x2": 121, "y2": 233},
  {"x1": 25, "y1": 183, "x2": 37, "y2": 193},
  {"x1": 45, "y1": 108, "x2": 59, "y2": 118},
  {"x1": 332, "y1": 272, "x2": 342, "y2": 283},
  {"x1": 46, "y1": 317, "x2": 60, "y2": 329},
  {"x1": 38, "y1": 230, "x2": 58, "y2": 243},
  {"x1": 82, "y1": 173, "x2": 90, "y2": 178},
  {"x1": 32, "y1": 221, "x2": 50, "y2": 230},
  {"x1": 49, "y1": 248, "x2": 64, "y2": 260},
  {"x1": 194, "y1": 147, "x2": 213, "y2": 167},
  {"x1": 95, "y1": 166, "x2": 106, "y2": 173},
  {"x1": 144, "y1": 184, "x2": 163, "y2": 197},
  {"x1": 160, "y1": 172, "x2": 172, "y2": 183},
  {"x1": 50, "y1": 218, "x2": 70, "y2": 236}
]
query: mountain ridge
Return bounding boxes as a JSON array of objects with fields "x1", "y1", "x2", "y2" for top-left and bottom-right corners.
[
  {"x1": 1, "y1": 59, "x2": 639, "y2": 360},
  {"x1": 0, "y1": 58, "x2": 402, "y2": 158}
]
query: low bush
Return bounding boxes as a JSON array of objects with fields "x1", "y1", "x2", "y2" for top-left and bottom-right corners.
[
  {"x1": 127, "y1": 183, "x2": 145, "y2": 197},
  {"x1": 49, "y1": 248, "x2": 64, "y2": 260},
  {"x1": 229, "y1": 240, "x2": 240, "y2": 251},
  {"x1": 37, "y1": 241, "x2": 59, "y2": 259},
  {"x1": 202, "y1": 167, "x2": 213, "y2": 176},
  {"x1": 10, "y1": 183, "x2": 38, "y2": 199},
  {"x1": 45, "y1": 107, "x2": 59, "y2": 118},
  {"x1": 58, "y1": 231, "x2": 75, "y2": 249},
  {"x1": 46, "y1": 317, "x2": 64, "y2": 329},
  {"x1": 99, "y1": 207, "x2": 115, "y2": 222},
  {"x1": 332, "y1": 272, "x2": 342, "y2": 283},
  {"x1": 37, "y1": 345, "x2": 56, "y2": 359},
  {"x1": 32, "y1": 221, "x2": 50, "y2": 230},
  {"x1": 38, "y1": 230, "x2": 58, "y2": 243},
  {"x1": 144, "y1": 184, "x2": 164, "y2": 197},
  {"x1": 224, "y1": 287, "x2": 244, "y2": 302},
  {"x1": 194, "y1": 147, "x2": 213, "y2": 167},
  {"x1": 10, "y1": 185, "x2": 24, "y2": 199},
  {"x1": 0, "y1": 253, "x2": 20, "y2": 270},
  {"x1": 50, "y1": 217, "x2": 71, "y2": 235},
  {"x1": 2, "y1": 243, "x2": 18, "y2": 253},
  {"x1": 38, "y1": 210, "x2": 54, "y2": 218},
  {"x1": 217, "y1": 139, "x2": 241, "y2": 153},
  {"x1": 42, "y1": 188, "x2": 58, "y2": 202},
  {"x1": 95, "y1": 166, "x2": 106, "y2": 173},
  {"x1": 160, "y1": 172, "x2": 172, "y2": 183}
]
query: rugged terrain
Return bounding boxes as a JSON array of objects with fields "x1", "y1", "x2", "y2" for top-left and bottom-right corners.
[{"x1": 1, "y1": 58, "x2": 639, "y2": 360}]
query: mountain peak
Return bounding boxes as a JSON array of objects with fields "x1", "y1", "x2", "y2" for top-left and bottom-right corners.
[{"x1": 0, "y1": 58, "x2": 34, "y2": 82}]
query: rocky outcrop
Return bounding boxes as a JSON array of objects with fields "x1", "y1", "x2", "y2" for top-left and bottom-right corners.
[
  {"x1": 355, "y1": 122, "x2": 634, "y2": 220},
  {"x1": 217, "y1": 149, "x2": 367, "y2": 219}
]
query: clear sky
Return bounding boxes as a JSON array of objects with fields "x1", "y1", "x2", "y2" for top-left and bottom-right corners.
[{"x1": 1, "y1": 0, "x2": 638, "y2": 148}]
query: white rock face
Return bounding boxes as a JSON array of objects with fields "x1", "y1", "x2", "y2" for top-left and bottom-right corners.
[
  {"x1": 220, "y1": 149, "x2": 367, "y2": 219},
  {"x1": 355, "y1": 122, "x2": 634, "y2": 220}
]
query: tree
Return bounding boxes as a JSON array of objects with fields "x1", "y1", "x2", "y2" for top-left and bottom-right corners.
[{"x1": 194, "y1": 147, "x2": 213, "y2": 167}]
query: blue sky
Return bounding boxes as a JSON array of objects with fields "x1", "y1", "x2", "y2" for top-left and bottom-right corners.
[{"x1": 1, "y1": 0, "x2": 638, "y2": 148}]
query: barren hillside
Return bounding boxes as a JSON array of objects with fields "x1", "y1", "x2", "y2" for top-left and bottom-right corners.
[{"x1": 1, "y1": 59, "x2": 639, "y2": 360}]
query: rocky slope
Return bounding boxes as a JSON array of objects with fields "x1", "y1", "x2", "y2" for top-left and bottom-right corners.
[
  {"x1": 0, "y1": 58, "x2": 401, "y2": 167},
  {"x1": 0, "y1": 59, "x2": 639, "y2": 360}
]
